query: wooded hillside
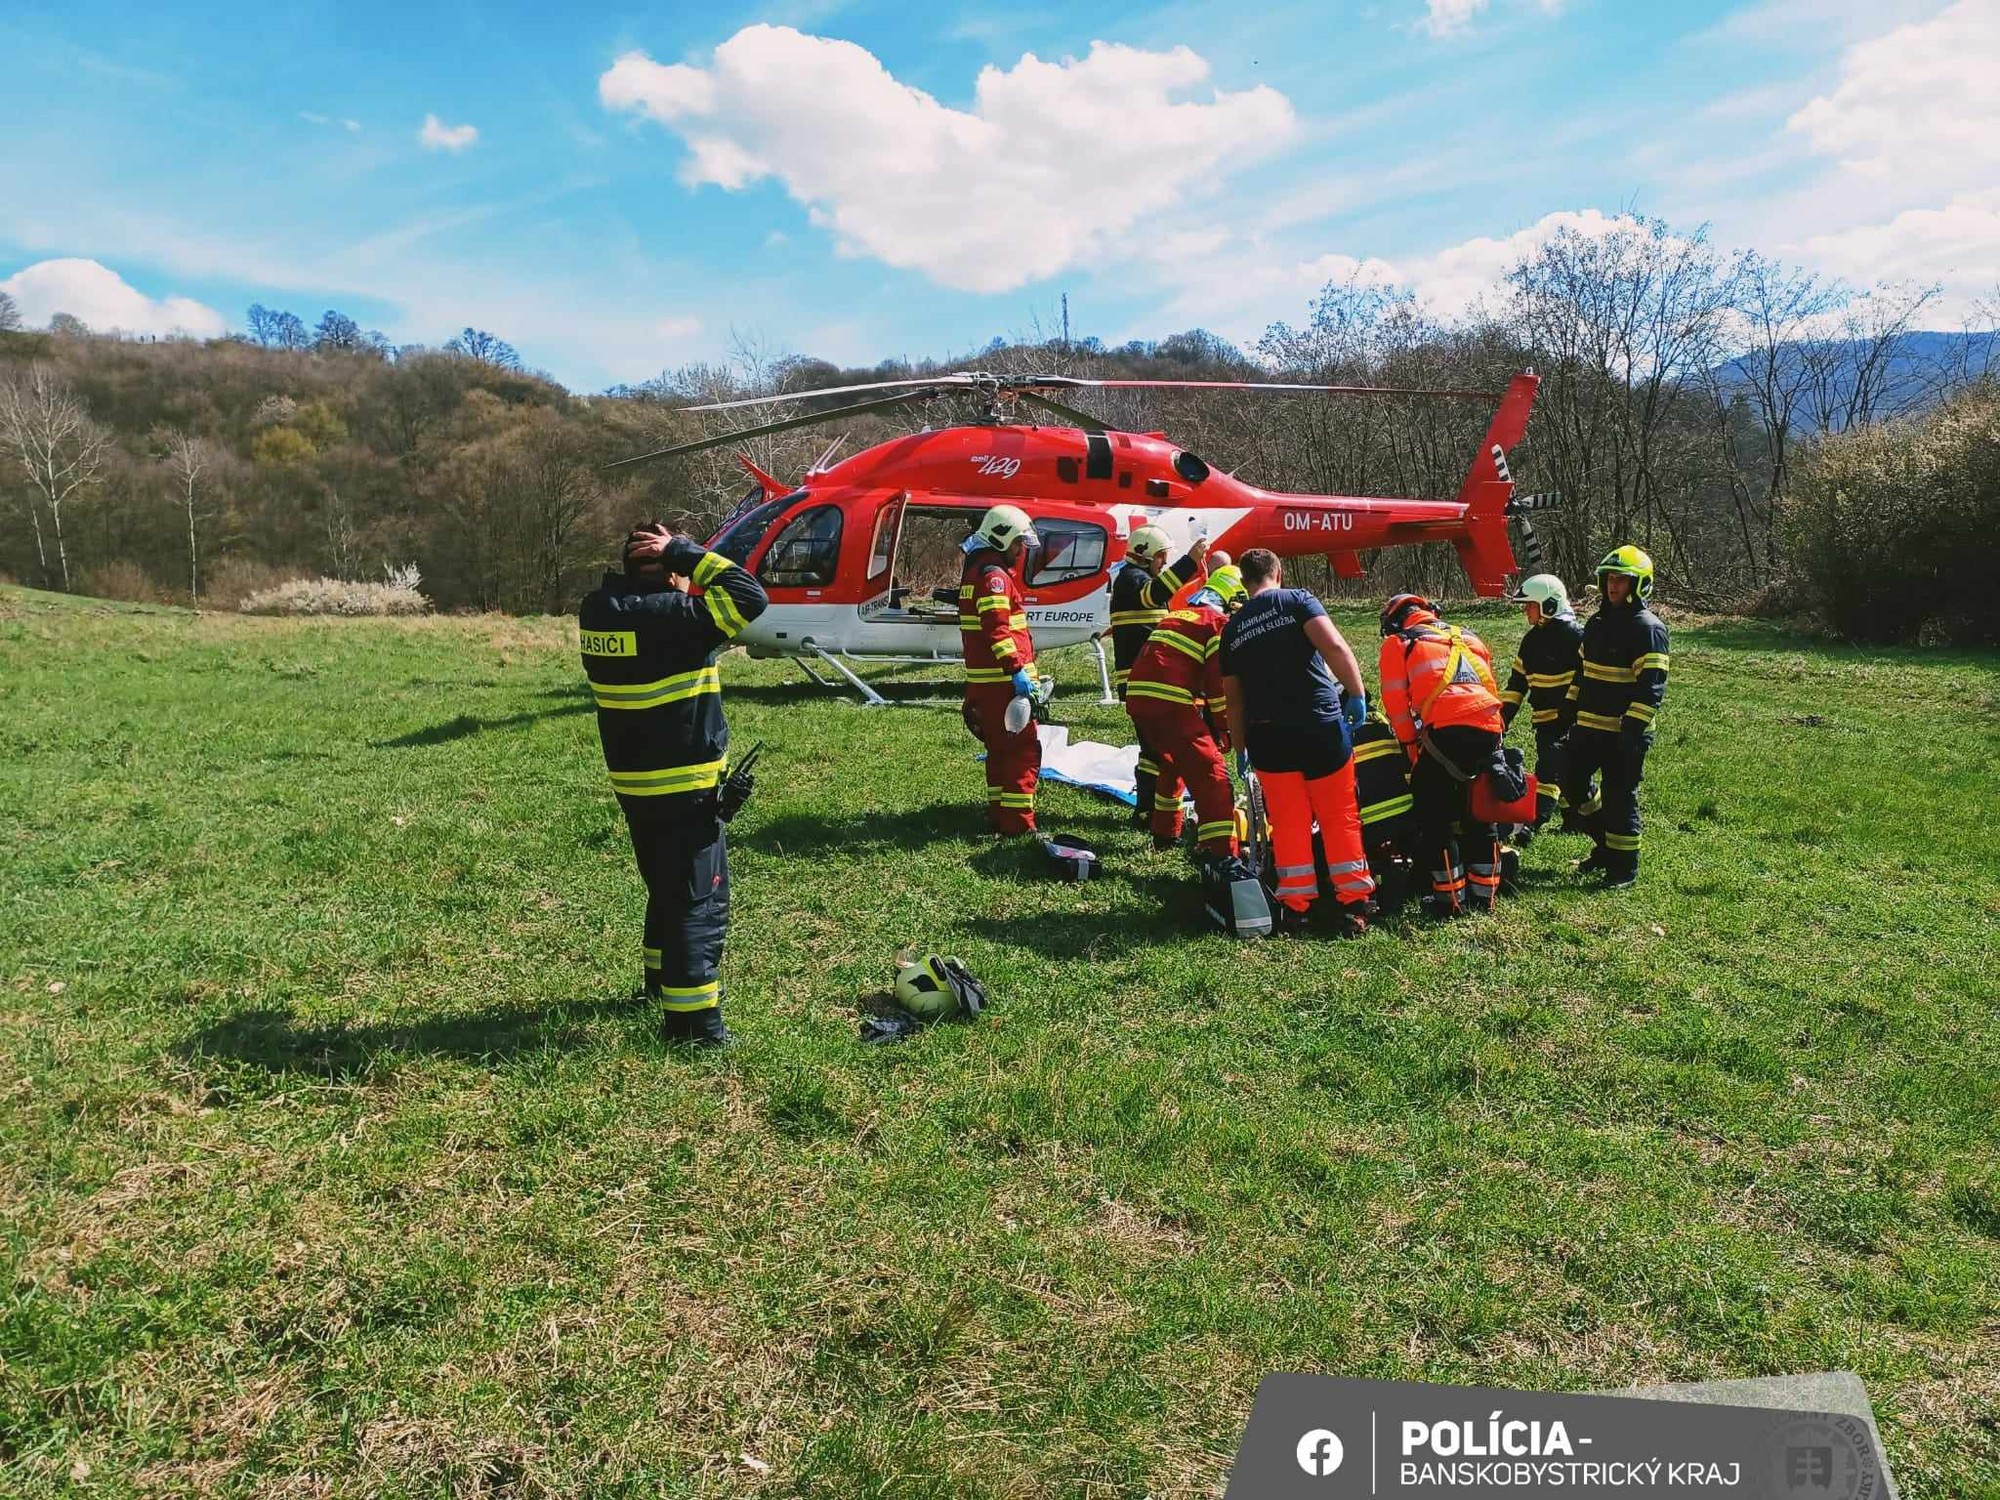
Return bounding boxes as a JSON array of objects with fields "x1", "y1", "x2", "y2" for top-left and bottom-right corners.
[{"x1": 2, "y1": 215, "x2": 1993, "y2": 631}]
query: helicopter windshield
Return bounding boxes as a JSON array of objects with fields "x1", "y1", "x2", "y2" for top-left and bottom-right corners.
[{"x1": 711, "y1": 491, "x2": 806, "y2": 567}]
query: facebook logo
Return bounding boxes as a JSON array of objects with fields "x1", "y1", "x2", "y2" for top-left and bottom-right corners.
[
  {"x1": 1295, "y1": 1429, "x2": 1344, "y2": 1477},
  {"x1": 1788, "y1": 1446, "x2": 1835, "y2": 1488}
]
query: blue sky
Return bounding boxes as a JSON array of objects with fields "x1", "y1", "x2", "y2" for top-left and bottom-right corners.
[{"x1": 2, "y1": 0, "x2": 1993, "y2": 389}]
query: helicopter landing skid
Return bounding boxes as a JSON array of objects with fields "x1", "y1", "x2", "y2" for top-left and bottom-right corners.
[{"x1": 791, "y1": 638, "x2": 1118, "y2": 709}]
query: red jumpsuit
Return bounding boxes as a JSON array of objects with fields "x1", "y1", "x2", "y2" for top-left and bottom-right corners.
[
  {"x1": 1124, "y1": 604, "x2": 1238, "y2": 856},
  {"x1": 959, "y1": 546, "x2": 1039, "y2": 835}
]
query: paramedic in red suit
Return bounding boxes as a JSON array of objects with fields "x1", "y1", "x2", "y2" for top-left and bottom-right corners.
[{"x1": 957, "y1": 504, "x2": 1042, "y2": 835}]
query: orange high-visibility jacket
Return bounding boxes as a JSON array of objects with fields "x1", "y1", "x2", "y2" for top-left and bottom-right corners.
[
  {"x1": 957, "y1": 547, "x2": 1035, "y2": 685},
  {"x1": 1126, "y1": 604, "x2": 1228, "y2": 718},
  {"x1": 1379, "y1": 618, "x2": 1504, "y2": 743}
]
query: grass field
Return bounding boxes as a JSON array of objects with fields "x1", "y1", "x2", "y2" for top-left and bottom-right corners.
[{"x1": 2, "y1": 582, "x2": 1996, "y2": 1498}]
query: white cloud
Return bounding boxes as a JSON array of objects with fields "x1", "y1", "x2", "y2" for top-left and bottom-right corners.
[
  {"x1": 1420, "y1": 0, "x2": 1488, "y2": 37},
  {"x1": 1776, "y1": 0, "x2": 2000, "y2": 315},
  {"x1": 301, "y1": 111, "x2": 362, "y2": 133},
  {"x1": 418, "y1": 114, "x2": 479, "y2": 151},
  {"x1": 1145, "y1": 208, "x2": 1637, "y2": 344},
  {"x1": 1418, "y1": 0, "x2": 1563, "y2": 38},
  {"x1": 1785, "y1": 0, "x2": 2000, "y2": 211},
  {"x1": 0, "y1": 257, "x2": 226, "y2": 338},
  {"x1": 599, "y1": 25, "x2": 1296, "y2": 294}
]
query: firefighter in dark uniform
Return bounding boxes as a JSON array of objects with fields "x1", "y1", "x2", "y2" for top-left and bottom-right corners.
[
  {"x1": 579, "y1": 524, "x2": 769, "y2": 1044},
  {"x1": 1109, "y1": 525, "x2": 1208, "y2": 829},
  {"x1": 1561, "y1": 546, "x2": 1670, "y2": 889},
  {"x1": 1498, "y1": 572, "x2": 1584, "y2": 838}
]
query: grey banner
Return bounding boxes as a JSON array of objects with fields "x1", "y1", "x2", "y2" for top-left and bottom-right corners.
[{"x1": 1227, "y1": 1375, "x2": 1886, "y2": 1499}]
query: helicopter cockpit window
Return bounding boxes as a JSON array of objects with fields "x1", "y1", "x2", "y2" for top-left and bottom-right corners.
[
  {"x1": 758, "y1": 504, "x2": 844, "y2": 588},
  {"x1": 712, "y1": 492, "x2": 803, "y2": 568},
  {"x1": 1172, "y1": 450, "x2": 1211, "y2": 484},
  {"x1": 1024, "y1": 518, "x2": 1108, "y2": 588}
]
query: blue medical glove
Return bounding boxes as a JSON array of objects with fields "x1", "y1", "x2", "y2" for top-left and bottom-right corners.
[
  {"x1": 1343, "y1": 690, "x2": 1368, "y2": 730},
  {"x1": 1011, "y1": 668, "x2": 1035, "y2": 697}
]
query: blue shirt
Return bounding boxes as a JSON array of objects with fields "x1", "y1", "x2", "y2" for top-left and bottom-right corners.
[{"x1": 1220, "y1": 587, "x2": 1352, "y2": 776}]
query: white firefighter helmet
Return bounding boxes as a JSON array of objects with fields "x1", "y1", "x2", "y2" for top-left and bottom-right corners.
[
  {"x1": 969, "y1": 503, "x2": 1040, "y2": 553},
  {"x1": 1510, "y1": 573, "x2": 1571, "y2": 613},
  {"x1": 1125, "y1": 524, "x2": 1171, "y2": 564}
]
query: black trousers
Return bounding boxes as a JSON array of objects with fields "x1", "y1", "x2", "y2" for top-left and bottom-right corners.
[
  {"x1": 1562, "y1": 728, "x2": 1647, "y2": 875},
  {"x1": 1531, "y1": 721, "x2": 1570, "y2": 826},
  {"x1": 1410, "y1": 724, "x2": 1502, "y2": 911},
  {"x1": 622, "y1": 797, "x2": 731, "y2": 1040}
]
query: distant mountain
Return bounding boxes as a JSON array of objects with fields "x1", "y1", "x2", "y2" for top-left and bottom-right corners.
[{"x1": 1709, "y1": 330, "x2": 1997, "y2": 429}]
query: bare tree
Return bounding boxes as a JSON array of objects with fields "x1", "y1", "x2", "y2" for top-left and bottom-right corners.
[
  {"x1": 161, "y1": 429, "x2": 217, "y2": 599},
  {"x1": 0, "y1": 365, "x2": 109, "y2": 590},
  {"x1": 0, "y1": 290, "x2": 21, "y2": 335},
  {"x1": 444, "y1": 327, "x2": 521, "y2": 369}
]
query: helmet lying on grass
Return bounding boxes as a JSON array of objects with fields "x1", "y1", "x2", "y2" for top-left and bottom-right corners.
[{"x1": 892, "y1": 953, "x2": 990, "y2": 1021}]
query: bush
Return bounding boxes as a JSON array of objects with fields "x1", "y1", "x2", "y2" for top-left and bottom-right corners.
[
  {"x1": 239, "y1": 563, "x2": 431, "y2": 617},
  {"x1": 205, "y1": 557, "x2": 302, "y2": 611},
  {"x1": 80, "y1": 561, "x2": 171, "y2": 605},
  {"x1": 1782, "y1": 382, "x2": 2000, "y2": 645}
]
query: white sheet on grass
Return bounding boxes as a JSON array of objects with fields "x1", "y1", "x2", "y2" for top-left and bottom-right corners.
[{"x1": 1032, "y1": 724, "x2": 1141, "y2": 807}]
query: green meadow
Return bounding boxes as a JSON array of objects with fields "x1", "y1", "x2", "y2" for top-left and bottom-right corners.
[{"x1": 2, "y1": 583, "x2": 1995, "y2": 1497}]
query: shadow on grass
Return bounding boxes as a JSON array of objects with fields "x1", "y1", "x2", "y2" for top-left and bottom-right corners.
[
  {"x1": 373, "y1": 701, "x2": 591, "y2": 748},
  {"x1": 748, "y1": 801, "x2": 985, "y2": 857},
  {"x1": 177, "y1": 994, "x2": 646, "y2": 1086}
]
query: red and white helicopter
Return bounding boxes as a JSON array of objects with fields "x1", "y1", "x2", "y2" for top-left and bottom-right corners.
[{"x1": 610, "y1": 371, "x2": 1558, "y2": 703}]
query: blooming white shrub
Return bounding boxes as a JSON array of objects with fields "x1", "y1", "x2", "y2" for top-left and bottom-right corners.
[{"x1": 239, "y1": 563, "x2": 431, "y2": 617}]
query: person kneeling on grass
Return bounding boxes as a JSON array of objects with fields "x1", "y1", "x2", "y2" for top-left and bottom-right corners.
[{"x1": 1217, "y1": 549, "x2": 1376, "y2": 938}]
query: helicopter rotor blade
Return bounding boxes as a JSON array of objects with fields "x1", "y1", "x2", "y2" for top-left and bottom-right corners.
[
  {"x1": 604, "y1": 390, "x2": 939, "y2": 471},
  {"x1": 679, "y1": 373, "x2": 983, "y2": 414},
  {"x1": 1015, "y1": 390, "x2": 1107, "y2": 432},
  {"x1": 1027, "y1": 376, "x2": 1507, "y2": 400}
]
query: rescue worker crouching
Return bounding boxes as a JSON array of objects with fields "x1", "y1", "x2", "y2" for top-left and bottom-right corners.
[
  {"x1": 1109, "y1": 525, "x2": 1209, "y2": 829},
  {"x1": 1350, "y1": 712, "x2": 1416, "y2": 915},
  {"x1": 1123, "y1": 564, "x2": 1246, "y2": 858},
  {"x1": 959, "y1": 504, "x2": 1042, "y2": 836},
  {"x1": 1561, "y1": 546, "x2": 1670, "y2": 889},
  {"x1": 1219, "y1": 549, "x2": 1376, "y2": 938},
  {"x1": 1499, "y1": 573, "x2": 1584, "y2": 839},
  {"x1": 1379, "y1": 594, "x2": 1507, "y2": 918},
  {"x1": 580, "y1": 524, "x2": 770, "y2": 1045}
]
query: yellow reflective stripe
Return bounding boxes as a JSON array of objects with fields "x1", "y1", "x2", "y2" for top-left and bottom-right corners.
[
  {"x1": 1635, "y1": 652, "x2": 1670, "y2": 673},
  {"x1": 1531, "y1": 708, "x2": 1562, "y2": 724},
  {"x1": 1113, "y1": 668, "x2": 1132, "y2": 686},
  {"x1": 1511, "y1": 656, "x2": 1526, "y2": 675},
  {"x1": 990, "y1": 640, "x2": 1019, "y2": 661},
  {"x1": 965, "y1": 666, "x2": 1012, "y2": 682},
  {"x1": 1605, "y1": 832, "x2": 1641, "y2": 851},
  {"x1": 592, "y1": 665, "x2": 721, "y2": 709},
  {"x1": 1626, "y1": 703, "x2": 1657, "y2": 722},
  {"x1": 1526, "y1": 671, "x2": 1574, "y2": 687},
  {"x1": 607, "y1": 759, "x2": 727, "y2": 796},
  {"x1": 1203, "y1": 635, "x2": 1220, "y2": 660},
  {"x1": 705, "y1": 586, "x2": 749, "y2": 639},
  {"x1": 1149, "y1": 628, "x2": 1207, "y2": 663},
  {"x1": 1352, "y1": 741, "x2": 1402, "y2": 763},
  {"x1": 658, "y1": 980, "x2": 720, "y2": 1012},
  {"x1": 642, "y1": 946, "x2": 662, "y2": 967},
  {"x1": 1156, "y1": 564, "x2": 1186, "y2": 594},
  {"x1": 1360, "y1": 793, "x2": 1414, "y2": 824},
  {"x1": 995, "y1": 792, "x2": 1034, "y2": 808},
  {"x1": 1153, "y1": 793, "x2": 1181, "y2": 810},
  {"x1": 1110, "y1": 610, "x2": 1166, "y2": 627},
  {"x1": 1575, "y1": 711, "x2": 1622, "y2": 732},
  {"x1": 976, "y1": 594, "x2": 1011, "y2": 613},
  {"x1": 692, "y1": 552, "x2": 730, "y2": 587},
  {"x1": 1583, "y1": 660, "x2": 1636, "y2": 682},
  {"x1": 1126, "y1": 681, "x2": 1198, "y2": 706},
  {"x1": 1196, "y1": 821, "x2": 1236, "y2": 841},
  {"x1": 1008, "y1": 613, "x2": 1028, "y2": 629},
  {"x1": 1499, "y1": 689, "x2": 1525, "y2": 706}
]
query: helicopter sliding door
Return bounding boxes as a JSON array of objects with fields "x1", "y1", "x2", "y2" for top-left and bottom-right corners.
[{"x1": 850, "y1": 498, "x2": 983, "y2": 656}]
